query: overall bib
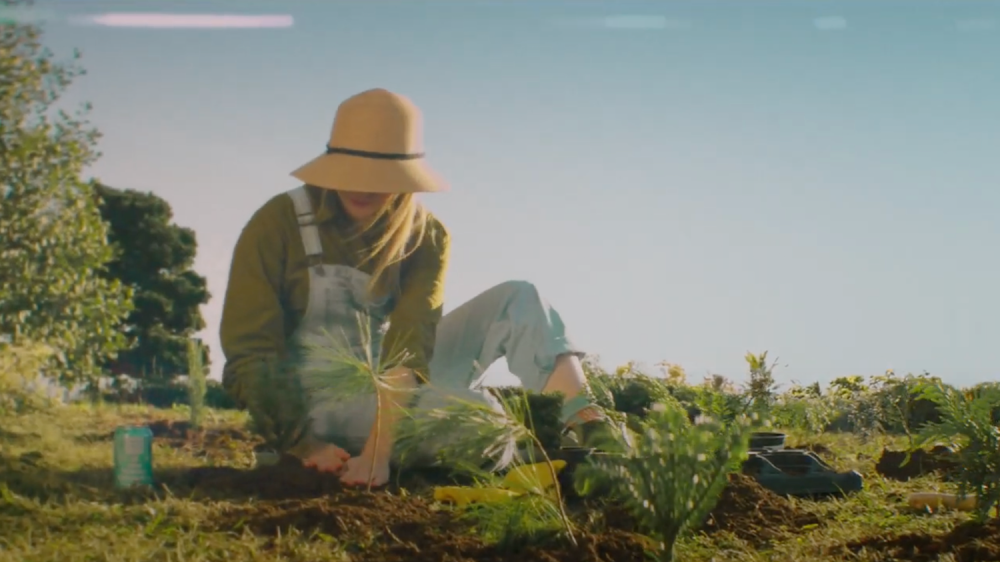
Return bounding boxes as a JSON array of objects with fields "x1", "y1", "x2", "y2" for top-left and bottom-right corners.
[{"x1": 285, "y1": 186, "x2": 591, "y2": 464}]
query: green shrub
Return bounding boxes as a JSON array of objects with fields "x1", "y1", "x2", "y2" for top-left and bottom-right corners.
[
  {"x1": 913, "y1": 380, "x2": 1000, "y2": 520},
  {"x1": 0, "y1": 341, "x2": 59, "y2": 414}
]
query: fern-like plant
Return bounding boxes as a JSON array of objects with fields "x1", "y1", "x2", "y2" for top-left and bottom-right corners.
[
  {"x1": 575, "y1": 399, "x2": 756, "y2": 562},
  {"x1": 393, "y1": 389, "x2": 577, "y2": 545},
  {"x1": 186, "y1": 339, "x2": 207, "y2": 429},
  {"x1": 911, "y1": 380, "x2": 1000, "y2": 520}
]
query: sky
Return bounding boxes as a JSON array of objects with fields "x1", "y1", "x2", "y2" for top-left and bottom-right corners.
[{"x1": 12, "y1": 0, "x2": 1000, "y2": 389}]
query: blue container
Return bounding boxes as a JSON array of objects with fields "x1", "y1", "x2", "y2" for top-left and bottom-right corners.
[{"x1": 113, "y1": 425, "x2": 154, "y2": 488}]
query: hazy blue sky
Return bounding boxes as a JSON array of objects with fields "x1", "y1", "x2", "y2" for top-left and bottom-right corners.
[{"x1": 20, "y1": 0, "x2": 1000, "y2": 388}]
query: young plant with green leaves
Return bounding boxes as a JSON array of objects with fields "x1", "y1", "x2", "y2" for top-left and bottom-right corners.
[
  {"x1": 744, "y1": 351, "x2": 780, "y2": 414},
  {"x1": 186, "y1": 339, "x2": 207, "y2": 428},
  {"x1": 911, "y1": 380, "x2": 1000, "y2": 520},
  {"x1": 298, "y1": 313, "x2": 417, "y2": 491},
  {"x1": 393, "y1": 387, "x2": 578, "y2": 546},
  {"x1": 575, "y1": 399, "x2": 757, "y2": 562},
  {"x1": 456, "y1": 488, "x2": 568, "y2": 552}
]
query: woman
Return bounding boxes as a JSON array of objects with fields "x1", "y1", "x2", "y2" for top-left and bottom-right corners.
[{"x1": 220, "y1": 88, "x2": 606, "y2": 488}]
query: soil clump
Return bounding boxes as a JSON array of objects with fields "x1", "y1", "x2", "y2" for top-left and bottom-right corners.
[
  {"x1": 176, "y1": 454, "x2": 649, "y2": 562},
  {"x1": 875, "y1": 446, "x2": 959, "y2": 481},
  {"x1": 701, "y1": 474, "x2": 822, "y2": 544}
]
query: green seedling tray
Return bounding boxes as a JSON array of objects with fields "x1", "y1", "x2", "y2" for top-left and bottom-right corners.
[{"x1": 742, "y1": 450, "x2": 864, "y2": 497}]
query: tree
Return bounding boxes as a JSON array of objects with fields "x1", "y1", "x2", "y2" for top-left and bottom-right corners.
[
  {"x1": 0, "y1": 0, "x2": 133, "y2": 384},
  {"x1": 94, "y1": 184, "x2": 211, "y2": 379}
]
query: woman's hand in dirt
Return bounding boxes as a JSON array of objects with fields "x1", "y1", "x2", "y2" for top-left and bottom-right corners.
[
  {"x1": 339, "y1": 453, "x2": 391, "y2": 488},
  {"x1": 302, "y1": 443, "x2": 352, "y2": 473}
]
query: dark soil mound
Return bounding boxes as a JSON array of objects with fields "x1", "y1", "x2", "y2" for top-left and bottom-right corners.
[
  {"x1": 701, "y1": 474, "x2": 821, "y2": 544},
  {"x1": 187, "y1": 455, "x2": 647, "y2": 562},
  {"x1": 595, "y1": 473, "x2": 820, "y2": 546},
  {"x1": 214, "y1": 494, "x2": 646, "y2": 562},
  {"x1": 875, "y1": 446, "x2": 959, "y2": 482},
  {"x1": 839, "y1": 518, "x2": 1000, "y2": 562},
  {"x1": 177, "y1": 453, "x2": 342, "y2": 500}
]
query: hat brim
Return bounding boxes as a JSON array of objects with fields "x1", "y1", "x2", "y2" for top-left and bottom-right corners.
[{"x1": 290, "y1": 152, "x2": 448, "y2": 194}]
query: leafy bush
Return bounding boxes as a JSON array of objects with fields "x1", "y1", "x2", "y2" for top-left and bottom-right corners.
[
  {"x1": 825, "y1": 372, "x2": 947, "y2": 438},
  {"x1": 913, "y1": 380, "x2": 1000, "y2": 520},
  {"x1": 769, "y1": 383, "x2": 837, "y2": 434},
  {"x1": 0, "y1": 341, "x2": 59, "y2": 414}
]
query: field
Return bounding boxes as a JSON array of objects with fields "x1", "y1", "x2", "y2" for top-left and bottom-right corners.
[{"x1": 1, "y1": 402, "x2": 998, "y2": 562}]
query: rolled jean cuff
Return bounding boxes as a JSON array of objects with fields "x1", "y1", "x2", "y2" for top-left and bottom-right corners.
[{"x1": 560, "y1": 394, "x2": 597, "y2": 426}]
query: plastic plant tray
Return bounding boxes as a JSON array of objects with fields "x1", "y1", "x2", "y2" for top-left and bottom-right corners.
[
  {"x1": 742, "y1": 449, "x2": 864, "y2": 497},
  {"x1": 749, "y1": 431, "x2": 787, "y2": 451}
]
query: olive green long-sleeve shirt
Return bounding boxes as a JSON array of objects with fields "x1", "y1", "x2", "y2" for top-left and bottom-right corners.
[{"x1": 219, "y1": 185, "x2": 449, "y2": 407}]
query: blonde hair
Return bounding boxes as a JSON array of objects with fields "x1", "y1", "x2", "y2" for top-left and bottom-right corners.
[{"x1": 348, "y1": 193, "x2": 429, "y2": 298}]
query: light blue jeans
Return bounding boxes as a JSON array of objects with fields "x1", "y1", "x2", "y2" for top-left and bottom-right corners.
[{"x1": 306, "y1": 280, "x2": 589, "y2": 463}]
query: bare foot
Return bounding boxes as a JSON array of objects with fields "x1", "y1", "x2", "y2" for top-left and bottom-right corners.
[
  {"x1": 339, "y1": 454, "x2": 391, "y2": 488},
  {"x1": 303, "y1": 443, "x2": 351, "y2": 473}
]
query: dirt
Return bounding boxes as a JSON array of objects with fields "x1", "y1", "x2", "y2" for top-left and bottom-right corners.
[
  {"x1": 875, "y1": 446, "x2": 959, "y2": 482},
  {"x1": 166, "y1": 454, "x2": 648, "y2": 562},
  {"x1": 596, "y1": 473, "x2": 821, "y2": 546},
  {"x1": 701, "y1": 474, "x2": 822, "y2": 544},
  {"x1": 838, "y1": 518, "x2": 1000, "y2": 562},
  {"x1": 177, "y1": 453, "x2": 345, "y2": 499},
  {"x1": 143, "y1": 419, "x2": 259, "y2": 461}
]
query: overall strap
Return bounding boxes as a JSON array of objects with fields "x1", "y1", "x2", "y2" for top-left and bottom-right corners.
[{"x1": 287, "y1": 186, "x2": 324, "y2": 271}]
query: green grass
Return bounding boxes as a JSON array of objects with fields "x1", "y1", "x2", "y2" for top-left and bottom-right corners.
[{"x1": 0, "y1": 404, "x2": 979, "y2": 561}]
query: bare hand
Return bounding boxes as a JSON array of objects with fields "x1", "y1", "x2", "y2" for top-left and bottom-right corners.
[
  {"x1": 302, "y1": 443, "x2": 352, "y2": 473},
  {"x1": 339, "y1": 453, "x2": 391, "y2": 488}
]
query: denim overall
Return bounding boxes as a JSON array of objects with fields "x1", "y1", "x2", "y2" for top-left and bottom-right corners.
[{"x1": 286, "y1": 186, "x2": 590, "y2": 464}]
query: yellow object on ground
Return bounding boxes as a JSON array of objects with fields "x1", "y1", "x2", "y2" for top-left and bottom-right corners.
[
  {"x1": 433, "y1": 487, "x2": 522, "y2": 506},
  {"x1": 907, "y1": 492, "x2": 977, "y2": 512},
  {"x1": 433, "y1": 461, "x2": 568, "y2": 506},
  {"x1": 501, "y1": 460, "x2": 567, "y2": 493}
]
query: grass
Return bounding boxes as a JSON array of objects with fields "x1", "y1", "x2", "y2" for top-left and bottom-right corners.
[{"x1": 0, "y1": 403, "x2": 980, "y2": 561}]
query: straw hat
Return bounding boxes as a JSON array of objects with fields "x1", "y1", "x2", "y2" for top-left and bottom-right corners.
[{"x1": 290, "y1": 88, "x2": 448, "y2": 193}]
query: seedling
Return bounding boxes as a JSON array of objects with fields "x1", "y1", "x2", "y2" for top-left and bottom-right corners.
[
  {"x1": 298, "y1": 313, "x2": 416, "y2": 492},
  {"x1": 576, "y1": 399, "x2": 757, "y2": 562},
  {"x1": 186, "y1": 339, "x2": 207, "y2": 429},
  {"x1": 911, "y1": 380, "x2": 1000, "y2": 520},
  {"x1": 394, "y1": 388, "x2": 578, "y2": 546}
]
